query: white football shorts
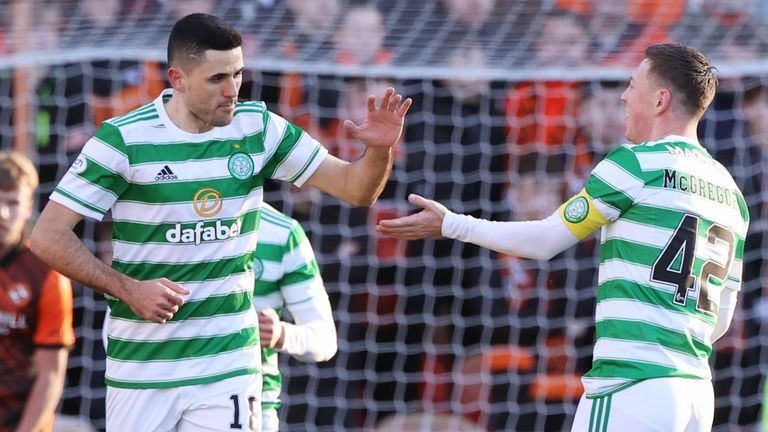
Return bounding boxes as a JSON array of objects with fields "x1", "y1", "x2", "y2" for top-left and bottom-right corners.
[{"x1": 570, "y1": 377, "x2": 714, "y2": 432}]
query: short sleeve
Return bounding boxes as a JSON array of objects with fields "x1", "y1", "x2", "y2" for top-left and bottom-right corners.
[
  {"x1": 584, "y1": 145, "x2": 645, "y2": 222},
  {"x1": 33, "y1": 270, "x2": 75, "y2": 347},
  {"x1": 49, "y1": 122, "x2": 131, "y2": 221},
  {"x1": 259, "y1": 111, "x2": 328, "y2": 187}
]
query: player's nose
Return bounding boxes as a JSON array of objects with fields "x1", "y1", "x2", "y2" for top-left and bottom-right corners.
[{"x1": 222, "y1": 78, "x2": 238, "y2": 98}]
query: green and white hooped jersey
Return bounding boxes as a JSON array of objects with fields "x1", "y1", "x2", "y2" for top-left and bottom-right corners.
[
  {"x1": 50, "y1": 89, "x2": 328, "y2": 389},
  {"x1": 558, "y1": 135, "x2": 749, "y2": 398},
  {"x1": 251, "y1": 204, "x2": 325, "y2": 412}
]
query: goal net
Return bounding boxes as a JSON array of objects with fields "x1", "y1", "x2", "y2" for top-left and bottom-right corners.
[{"x1": 1, "y1": 0, "x2": 767, "y2": 431}]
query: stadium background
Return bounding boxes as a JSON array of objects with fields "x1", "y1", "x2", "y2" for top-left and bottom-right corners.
[{"x1": 1, "y1": 0, "x2": 767, "y2": 430}]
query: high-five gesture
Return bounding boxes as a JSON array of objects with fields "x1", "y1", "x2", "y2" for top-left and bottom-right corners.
[
  {"x1": 344, "y1": 87, "x2": 412, "y2": 148},
  {"x1": 377, "y1": 194, "x2": 449, "y2": 239},
  {"x1": 305, "y1": 86, "x2": 413, "y2": 206}
]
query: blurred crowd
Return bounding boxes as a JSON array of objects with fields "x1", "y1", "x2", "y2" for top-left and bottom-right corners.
[{"x1": 1, "y1": 0, "x2": 768, "y2": 430}]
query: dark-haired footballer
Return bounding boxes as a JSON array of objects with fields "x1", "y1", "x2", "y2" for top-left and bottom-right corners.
[{"x1": 31, "y1": 13, "x2": 411, "y2": 431}]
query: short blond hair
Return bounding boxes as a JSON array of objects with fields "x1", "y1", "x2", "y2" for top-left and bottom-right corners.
[{"x1": 0, "y1": 151, "x2": 39, "y2": 193}]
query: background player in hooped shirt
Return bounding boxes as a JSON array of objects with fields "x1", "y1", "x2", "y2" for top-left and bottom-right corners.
[
  {"x1": 29, "y1": 13, "x2": 411, "y2": 432},
  {"x1": 98, "y1": 202, "x2": 335, "y2": 430},
  {"x1": 378, "y1": 43, "x2": 749, "y2": 432},
  {"x1": 253, "y1": 203, "x2": 337, "y2": 432},
  {"x1": 0, "y1": 151, "x2": 74, "y2": 432}
]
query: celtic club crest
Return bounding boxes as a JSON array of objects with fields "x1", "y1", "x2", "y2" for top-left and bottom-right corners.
[
  {"x1": 564, "y1": 196, "x2": 589, "y2": 223},
  {"x1": 253, "y1": 258, "x2": 264, "y2": 279},
  {"x1": 228, "y1": 152, "x2": 254, "y2": 180}
]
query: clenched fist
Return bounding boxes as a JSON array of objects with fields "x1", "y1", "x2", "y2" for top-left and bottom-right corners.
[{"x1": 258, "y1": 308, "x2": 285, "y2": 349}]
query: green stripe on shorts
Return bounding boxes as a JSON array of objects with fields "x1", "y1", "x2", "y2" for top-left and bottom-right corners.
[{"x1": 589, "y1": 394, "x2": 612, "y2": 432}]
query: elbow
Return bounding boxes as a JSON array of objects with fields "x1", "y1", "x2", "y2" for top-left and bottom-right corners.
[
  {"x1": 534, "y1": 249, "x2": 560, "y2": 261},
  {"x1": 711, "y1": 320, "x2": 730, "y2": 342},
  {"x1": 348, "y1": 193, "x2": 378, "y2": 207},
  {"x1": 518, "y1": 247, "x2": 560, "y2": 261},
  {"x1": 29, "y1": 222, "x2": 48, "y2": 259},
  {"x1": 357, "y1": 197, "x2": 378, "y2": 207},
  {"x1": 319, "y1": 340, "x2": 338, "y2": 362},
  {"x1": 523, "y1": 232, "x2": 571, "y2": 260},
  {"x1": 304, "y1": 340, "x2": 338, "y2": 363}
]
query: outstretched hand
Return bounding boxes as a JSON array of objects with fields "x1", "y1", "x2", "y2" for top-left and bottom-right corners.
[
  {"x1": 376, "y1": 194, "x2": 449, "y2": 240},
  {"x1": 343, "y1": 87, "x2": 412, "y2": 149}
]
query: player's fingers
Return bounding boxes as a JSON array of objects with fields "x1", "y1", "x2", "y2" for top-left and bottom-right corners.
[
  {"x1": 377, "y1": 213, "x2": 420, "y2": 228},
  {"x1": 396, "y1": 97, "x2": 413, "y2": 117},
  {"x1": 367, "y1": 94, "x2": 376, "y2": 112},
  {"x1": 376, "y1": 225, "x2": 421, "y2": 240},
  {"x1": 387, "y1": 94, "x2": 402, "y2": 111},
  {"x1": 154, "y1": 310, "x2": 173, "y2": 323},
  {"x1": 163, "y1": 279, "x2": 190, "y2": 296},
  {"x1": 260, "y1": 308, "x2": 278, "y2": 319},
  {"x1": 167, "y1": 291, "x2": 184, "y2": 306},
  {"x1": 376, "y1": 220, "x2": 414, "y2": 233},
  {"x1": 378, "y1": 87, "x2": 394, "y2": 110}
]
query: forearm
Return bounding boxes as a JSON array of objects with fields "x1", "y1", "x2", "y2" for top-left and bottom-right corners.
[
  {"x1": 15, "y1": 349, "x2": 67, "y2": 432},
  {"x1": 281, "y1": 296, "x2": 338, "y2": 362},
  {"x1": 340, "y1": 147, "x2": 393, "y2": 206},
  {"x1": 442, "y1": 211, "x2": 580, "y2": 260},
  {"x1": 280, "y1": 320, "x2": 338, "y2": 362},
  {"x1": 31, "y1": 216, "x2": 132, "y2": 300}
]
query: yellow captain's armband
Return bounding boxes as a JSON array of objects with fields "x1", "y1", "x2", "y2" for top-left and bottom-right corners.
[{"x1": 557, "y1": 189, "x2": 608, "y2": 239}]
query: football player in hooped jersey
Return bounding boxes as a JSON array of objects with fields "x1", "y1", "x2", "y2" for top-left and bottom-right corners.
[
  {"x1": 30, "y1": 13, "x2": 410, "y2": 432},
  {"x1": 378, "y1": 43, "x2": 749, "y2": 431},
  {"x1": 252, "y1": 204, "x2": 337, "y2": 432}
]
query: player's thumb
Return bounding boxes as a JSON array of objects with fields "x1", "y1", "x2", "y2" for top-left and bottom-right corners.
[
  {"x1": 409, "y1": 194, "x2": 448, "y2": 216},
  {"x1": 408, "y1": 194, "x2": 435, "y2": 211},
  {"x1": 408, "y1": 194, "x2": 429, "y2": 207},
  {"x1": 343, "y1": 119, "x2": 361, "y2": 137}
]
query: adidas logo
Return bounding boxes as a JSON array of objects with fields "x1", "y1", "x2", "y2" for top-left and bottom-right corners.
[{"x1": 155, "y1": 165, "x2": 178, "y2": 181}]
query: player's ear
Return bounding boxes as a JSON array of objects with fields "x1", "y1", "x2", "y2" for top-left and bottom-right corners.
[
  {"x1": 655, "y1": 88, "x2": 672, "y2": 115},
  {"x1": 168, "y1": 67, "x2": 185, "y2": 92}
]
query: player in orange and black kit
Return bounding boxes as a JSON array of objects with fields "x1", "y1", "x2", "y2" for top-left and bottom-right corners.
[{"x1": 0, "y1": 151, "x2": 74, "y2": 432}]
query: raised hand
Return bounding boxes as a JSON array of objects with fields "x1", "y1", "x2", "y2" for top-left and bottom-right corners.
[
  {"x1": 258, "y1": 308, "x2": 285, "y2": 349},
  {"x1": 343, "y1": 87, "x2": 413, "y2": 149},
  {"x1": 376, "y1": 194, "x2": 450, "y2": 240},
  {"x1": 121, "y1": 277, "x2": 189, "y2": 323}
]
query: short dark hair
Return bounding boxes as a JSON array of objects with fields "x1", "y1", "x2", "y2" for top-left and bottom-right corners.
[
  {"x1": 0, "y1": 151, "x2": 38, "y2": 193},
  {"x1": 167, "y1": 13, "x2": 242, "y2": 68},
  {"x1": 644, "y1": 43, "x2": 717, "y2": 118}
]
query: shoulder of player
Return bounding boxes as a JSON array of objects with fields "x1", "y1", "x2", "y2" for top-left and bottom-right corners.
[
  {"x1": 234, "y1": 100, "x2": 267, "y2": 112},
  {"x1": 599, "y1": 142, "x2": 643, "y2": 167},
  {"x1": 105, "y1": 101, "x2": 160, "y2": 129},
  {"x1": 602, "y1": 138, "x2": 701, "y2": 166},
  {"x1": 229, "y1": 101, "x2": 275, "y2": 133},
  {"x1": 232, "y1": 100, "x2": 268, "y2": 122},
  {"x1": 259, "y1": 204, "x2": 300, "y2": 235}
]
